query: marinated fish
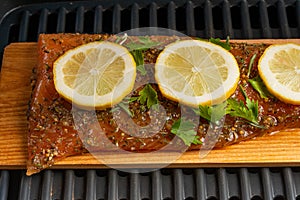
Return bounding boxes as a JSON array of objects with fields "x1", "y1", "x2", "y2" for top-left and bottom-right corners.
[{"x1": 27, "y1": 34, "x2": 300, "y2": 175}]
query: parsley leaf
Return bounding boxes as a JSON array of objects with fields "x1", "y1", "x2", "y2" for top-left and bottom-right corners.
[
  {"x1": 125, "y1": 36, "x2": 161, "y2": 51},
  {"x1": 193, "y1": 87, "x2": 264, "y2": 128},
  {"x1": 209, "y1": 37, "x2": 231, "y2": 50},
  {"x1": 117, "y1": 102, "x2": 134, "y2": 117},
  {"x1": 193, "y1": 101, "x2": 228, "y2": 124},
  {"x1": 227, "y1": 87, "x2": 259, "y2": 125},
  {"x1": 131, "y1": 84, "x2": 159, "y2": 110},
  {"x1": 130, "y1": 50, "x2": 147, "y2": 75},
  {"x1": 248, "y1": 76, "x2": 273, "y2": 99},
  {"x1": 247, "y1": 54, "x2": 257, "y2": 77},
  {"x1": 137, "y1": 65, "x2": 147, "y2": 76},
  {"x1": 227, "y1": 98, "x2": 260, "y2": 127},
  {"x1": 111, "y1": 101, "x2": 134, "y2": 117},
  {"x1": 171, "y1": 118, "x2": 202, "y2": 146}
]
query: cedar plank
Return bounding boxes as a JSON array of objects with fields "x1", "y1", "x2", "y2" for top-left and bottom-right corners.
[{"x1": 0, "y1": 41, "x2": 300, "y2": 169}]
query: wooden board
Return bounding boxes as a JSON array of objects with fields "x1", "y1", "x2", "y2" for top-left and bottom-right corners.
[{"x1": 1, "y1": 40, "x2": 300, "y2": 170}]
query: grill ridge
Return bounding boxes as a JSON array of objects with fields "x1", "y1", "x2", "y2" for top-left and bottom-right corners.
[
  {"x1": 167, "y1": 1, "x2": 176, "y2": 30},
  {"x1": 204, "y1": 0, "x2": 214, "y2": 37},
  {"x1": 38, "y1": 8, "x2": 49, "y2": 34},
  {"x1": 240, "y1": 0, "x2": 252, "y2": 38},
  {"x1": 112, "y1": 4, "x2": 121, "y2": 33},
  {"x1": 283, "y1": 168, "x2": 296, "y2": 200},
  {"x1": 277, "y1": 0, "x2": 290, "y2": 38},
  {"x1": 57, "y1": 7, "x2": 67, "y2": 33},
  {"x1": 258, "y1": 0, "x2": 272, "y2": 38},
  {"x1": 222, "y1": 0, "x2": 233, "y2": 38},
  {"x1": 152, "y1": 170, "x2": 162, "y2": 200},
  {"x1": 19, "y1": 10, "x2": 30, "y2": 41},
  {"x1": 149, "y1": 2, "x2": 158, "y2": 27},
  {"x1": 94, "y1": 5, "x2": 103, "y2": 34},
  {"x1": 131, "y1": 3, "x2": 140, "y2": 29},
  {"x1": 218, "y1": 168, "x2": 230, "y2": 199},
  {"x1": 262, "y1": 168, "x2": 274, "y2": 200},
  {"x1": 63, "y1": 170, "x2": 75, "y2": 200},
  {"x1": 108, "y1": 170, "x2": 118, "y2": 200},
  {"x1": 0, "y1": 171, "x2": 9, "y2": 200},
  {"x1": 240, "y1": 168, "x2": 251, "y2": 200},
  {"x1": 174, "y1": 169, "x2": 185, "y2": 200},
  {"x1": 41, "y1": 170, "x2": 53, "y2": 200},
  {"x1": 186, "y1": 1, "x2": 196, "y2": 35},
  {"x1": 75, "y1": 6, "x2": 84, "y2": 33},
  {"x1": 86, "y1": 170, "x2": 97, "y2": 199},
  {"x1": 195, "y1": 169, "x2": 207, "y2": 200},
  {"x1": 130, "y1": 173, "x2": 140, "y2": 200},
  {"x1": 296, "y1": 1, "x2": 300, "y2": 31}
]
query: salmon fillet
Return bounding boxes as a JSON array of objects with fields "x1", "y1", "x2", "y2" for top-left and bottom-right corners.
[{"x1": 27, "y1": 34, "x2": 300, "y2": 175}]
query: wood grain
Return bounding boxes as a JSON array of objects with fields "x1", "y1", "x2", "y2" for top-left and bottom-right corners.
[{"x1": 1, "y1": 41, "x2": 300, "y2": 170}]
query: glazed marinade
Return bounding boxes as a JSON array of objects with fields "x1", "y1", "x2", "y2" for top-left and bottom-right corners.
[{"x1": 27, "y1": 34, "x2": 300, "y2": 175}]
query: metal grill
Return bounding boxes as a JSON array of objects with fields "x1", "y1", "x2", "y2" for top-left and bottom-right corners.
[
  {"x1": 0, "y1": 0, "x2": 300, "y2": 199},
  {"x1": 0, "y1": 0, "x2": 299, "y2": 65},
  {"x1": 1, "y1": 168, "x2": 300, "y2": 199},
  {"x1": 0, "y1": 0, "x2": 299, "y2": 45}
]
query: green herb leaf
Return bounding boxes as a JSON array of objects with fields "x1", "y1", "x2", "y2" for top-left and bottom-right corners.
[
  {"x1": 131, "y1": 50, "x2": 143, "y2": 66},
  {"x1": 110, "y1": 106, "x2": 120, "y2": 113},
  {"x1": 227, "y1": 87, "x2": 259, "y2": 125},
  {"x1": 248, "y1": 76, "x2": 273, "y2": 99},
  {"x1": 131, "y1": 84, "x2": 159, "y2": 110},
  {"x1": 128, "y1": 96, "x2": 139, "y2": 102},
  {"x1": 225, "y1": 36, "x2": 230, "y2": 45},
  {"x1": 171, "y1": 118, "x2": 202, "y2": 146},
  {"x1": 193, "y1": 101, "x2": 228, "y2": 124},
  {"x1": 115, "y1": 35, "x2": 123, "y2": 44},
  {"x1": 245, "y1": 97, "x2": 259, "y2": 122},
  {"x1": 112, "y1": 100, "x2": 134, "y2": 117},
  {"x1": 117, "y1": 102, "x2": 134, "y2": 117},
  {"x1": 125, "y1": 36, "x2": 161, "y2": 51},
  {"x1": 193, "y1": 86, "x2": 264, "y2": 128},
  {"x1": 247, "y1": 54, "x2": 257, "y2": 77},
  {"x1": 137, "y1": 65, "x2": 147, "y2": 75},
  {"x1": 130, "y1": 50, "x2": 147, "y2": 75},
  {"x1": 227, "y1": 98, "x2": 258, "y2": 124},
  {"x1": 209, "y1": 37, "x2": 231, "y2": 50}
]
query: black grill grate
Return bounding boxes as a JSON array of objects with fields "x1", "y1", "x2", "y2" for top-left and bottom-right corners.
[
  {"x1": 0, "y1": 0, "x2": 300, "y2": 199},
  {"x1": 0, "y1": 0, "x2": 299, "y2": 64},
  {"x1": 0, "y1": 0, "x2": 300, "y2": 43},
  {"x1": 1, "y1": 168, "x2": 300, "y2": 199},
  {"x1": 0, "y1": 0, "x2": 298, "y2": 68}
]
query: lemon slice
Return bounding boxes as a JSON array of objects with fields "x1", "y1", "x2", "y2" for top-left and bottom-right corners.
[
  {"x1": 258, "y1": 43, "x2": 300, "y2": 105},
  {"x1": 53, "y1": 41, "x2": 136, "y2": 109},
  {"x1": 155, "y1": 40, "x2": 240, "y2": 107}
]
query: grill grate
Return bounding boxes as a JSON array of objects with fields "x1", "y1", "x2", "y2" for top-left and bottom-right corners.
[
  {"x1": 1, "y1": 168, "x2": 300, "y2": 199},
  {"x1": 0, "y1": 0, "x2": 299, "y2": 63},
  {"x1": 0, "y1": 0, "x2": 299, "y2": 67},
  {"x1": 0, "y1": 0, "x2": 300, "y2": 199},
  {"x1": 0, "y1": 0, "x2": 299, "y2": 43}
]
